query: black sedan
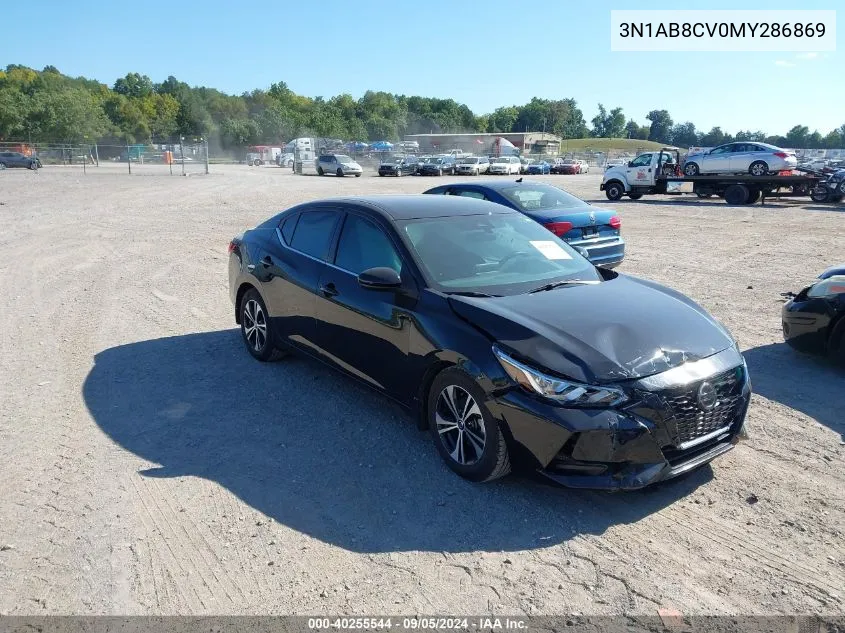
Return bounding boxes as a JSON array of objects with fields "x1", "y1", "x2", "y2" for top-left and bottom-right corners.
[
  {"x1": 782, "y1": 263, "x2": 845, "y2": 362},
  {"x1": 0, "y1": 151, "x2": 41, "y2": 169},
  {"x1": 424, "y1": 180, "x2": 624, "y2": 268},
  {"x1": 228, "y1": 195, "x2": 750, "y2": 489}
]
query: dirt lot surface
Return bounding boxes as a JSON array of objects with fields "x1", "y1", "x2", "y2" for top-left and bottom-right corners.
[{"x1": 0, "y1": 164, "x2": 843, "y2": 616}]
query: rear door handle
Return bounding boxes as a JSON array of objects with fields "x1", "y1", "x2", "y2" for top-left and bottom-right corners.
[{"x1": 319, "y1": 283, "x2": 338, "y2": 297}]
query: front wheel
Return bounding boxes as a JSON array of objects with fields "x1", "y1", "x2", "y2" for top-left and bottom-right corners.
[
  {"x1": 749, "y1": 161, "x2": 769, "y2": 176},
  {"x1": 29, "y1": 161, "x2": 39, "y2": 170},
  {"x1": 240, "y1": 289, "x2": 286, "y2": 362},
  {"x1": 684, "y1": 162, "x2": 700, "y2": 176},
  {"x1": 428, "y1": 368, "x2": 511, "y2": 482},
  {"x1": 336, "y1": 168, "x2": 344, "y2": 177},
  {"x1": 604, "y1": 181, "x2": 624, "y2": 201}
]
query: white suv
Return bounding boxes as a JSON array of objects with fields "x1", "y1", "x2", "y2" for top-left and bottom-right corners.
[{"x1": 488, "y1": 156, "x2": 521, "y2": 175}]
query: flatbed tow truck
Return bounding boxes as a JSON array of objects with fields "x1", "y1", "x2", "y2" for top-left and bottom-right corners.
[{"x1": 601, "y1": 147, "x2": 821, "y2": 205}]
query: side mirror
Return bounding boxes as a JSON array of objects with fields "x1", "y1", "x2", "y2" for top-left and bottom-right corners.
[
  {"x1": 358, "y1": 267, "x2": 401, "y2": 290},
  {"x1": 628, "y1": 161, "x2": 634, "y2": 168}
]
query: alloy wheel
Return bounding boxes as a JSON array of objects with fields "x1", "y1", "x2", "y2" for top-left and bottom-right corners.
[
  {"x1": 435, "y1": 385, "x2": 486, "y2": 465},
  {"x1": 242, "y1": 299, "x2": 268, "y2": 352}
]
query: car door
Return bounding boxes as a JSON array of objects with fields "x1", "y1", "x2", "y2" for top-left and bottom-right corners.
[
  {"x1": 260, "y1": 208, "x2": 343, "y2": 352},
  {"x1": 701, "y1": 144, "x2": 733, "y2": 173},
  {"x1": 728, "y1": 143, "x2": 753, "y2": 172},
  {"x1": 314, "y1": 211, "x2": 418, "y2": 400},
  {"x1": 625, "y1": 153, "x2": 654, "y2": 184}
]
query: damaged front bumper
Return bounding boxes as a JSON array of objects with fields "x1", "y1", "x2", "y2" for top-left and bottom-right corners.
[{"x1": 489, "y1": 346, "x2": 751, "y2": 491}]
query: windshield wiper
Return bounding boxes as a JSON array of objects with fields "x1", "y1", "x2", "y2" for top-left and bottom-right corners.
[
  {"x1": 443, "y1": 290, "x2": 501, "y2": 298},
  {"x1": 526, "y1": 279, "x2": 598, "y2": 294}
]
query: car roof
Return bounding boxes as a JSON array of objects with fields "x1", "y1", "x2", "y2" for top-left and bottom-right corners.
[{"x1": 297, "y1": 195, "x2": 517, "y2": 220}]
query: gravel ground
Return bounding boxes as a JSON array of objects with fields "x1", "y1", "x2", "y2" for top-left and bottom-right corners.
[{"x1": 0, "y1": 164, "x2": 843, "y2": 616}]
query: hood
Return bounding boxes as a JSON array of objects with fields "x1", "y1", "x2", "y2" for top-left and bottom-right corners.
[{"x1": 447, "y1": 274, "x2": 734, "y2": 383}]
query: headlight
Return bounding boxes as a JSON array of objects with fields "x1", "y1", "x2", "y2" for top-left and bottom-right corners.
[{"x1": 493, "y1": 347, "x2": 628, "y2": 408}]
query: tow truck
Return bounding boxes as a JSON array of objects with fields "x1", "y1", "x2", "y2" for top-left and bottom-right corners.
[{"x1": 601, "y1": 147, "x2": 821, "y2": 205}]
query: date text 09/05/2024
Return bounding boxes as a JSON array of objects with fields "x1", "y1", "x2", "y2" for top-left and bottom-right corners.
[{"x1": 307, "y1": 617, "x2": 528, "y2": 630}]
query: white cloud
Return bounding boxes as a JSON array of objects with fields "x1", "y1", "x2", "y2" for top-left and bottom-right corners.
[
  {"x1": 796, "y1": 52, "x2": 819, "y2": 60},
  {"x1": 775, "y1": 60, "x2": 797, "y2": 67}
]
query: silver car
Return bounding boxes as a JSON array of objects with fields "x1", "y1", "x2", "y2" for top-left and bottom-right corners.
[
  {"x1": 683, "y1": 142, "x2": 797, "y2": 177},
  {"x1": 316, "y1": 154, "x2": 362, "y2": 177}
]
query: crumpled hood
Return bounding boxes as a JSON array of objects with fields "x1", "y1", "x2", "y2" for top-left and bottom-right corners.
[{"x1": 448, "y1": 274, "x2": 734, "y2": 383}]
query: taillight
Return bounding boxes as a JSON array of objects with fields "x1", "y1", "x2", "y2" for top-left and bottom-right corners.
[
  {"x1": 773, "y1": 152, "x2": 790, "y2": 159},
  {"x1": 227, "y1": 240, "x2": 238, "y2": 255},
  {"x1": 543, "y1": 221, "x2": 573, "y2": 237},
  {"x1": 609, "y1": 216, "x2": 621, "y2": 230}
]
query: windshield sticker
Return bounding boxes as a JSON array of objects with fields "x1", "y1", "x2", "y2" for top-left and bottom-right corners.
[{"x1": 529, "y1": 241, "x2": 572, "y2": 260}]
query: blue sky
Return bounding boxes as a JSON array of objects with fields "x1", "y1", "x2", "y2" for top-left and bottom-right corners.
[{"x1": 1, "y1": 1, "x2": 840, "y2": 135}]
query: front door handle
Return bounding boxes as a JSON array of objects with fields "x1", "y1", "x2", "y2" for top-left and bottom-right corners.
[{"x1": 319, "y1": 283, "x2": 338, "y2": 297}]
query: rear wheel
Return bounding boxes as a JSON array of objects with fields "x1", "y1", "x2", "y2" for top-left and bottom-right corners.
[
  {"x1": 724, "y1": 184, "x2": 750, "y2": 205},
  {"x1": 428, "y1": 367, "x2": 511, "y2": 482},
  {"x1": 240, "y1": 289, "x2": 287, "y2": 362},
  {"x1": 604, "y1": 181, "x2": 624, "y2": 201},
  {"x1": 749, "y1": 160, "x2": 769, "y2": 176},
  {"x1": 317, "y1": 167, "x2": 324, "y2": 176},
  {"x1": 810, "y1": 187, "x2": 830, "y2": 203},
  {"x1": 746, "y1": 188, "x2": 761, "y2": 204},
  {"x1": 684, "y1": 162, "x2": 700, "y2": 176}
]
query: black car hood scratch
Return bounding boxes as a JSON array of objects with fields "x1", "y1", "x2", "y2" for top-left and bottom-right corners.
[{"x1": 448, "y1": 274, "x2": 733, "y2": 383}]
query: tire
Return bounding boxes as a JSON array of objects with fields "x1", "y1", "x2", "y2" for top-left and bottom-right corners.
[
  {"x1": 810, "y1": 187, "x2": 829, "y2": 203},
  {"x1": 838, "y1": 181, "x2": 845, "y2": 196},
  {"x1": 317, "y1": 167, "x2": 324, "y2": 176},
  {"x1": 604, "y1": 181, "x2": 624, "y2": 201},
  {"x1": 628, "y1": 193, "x2": 643, "y2": 200},
  {"x1": 379, "y1": 173, "x2": 384, "y2": 177},
  {"x1": 396, "y1": 169, "x2": 402, "y2": 177},
  {"x1": 336, "y1": 168, "x2": 344, "y2": 177},
  {"x1": 684, "y1": 162, "x2": 700, "y2": 176},
  {"x1": 438, "y1": 169, "x2": 443, "y2": 176},
  {"x1": 749, "y1": 160, "x2": 769, "y2": 176},
  {"x1": 354, "y1": 173, "x2": 361, "y2": 177},
  {"x1": 28, "y1": 161, "x2": 38, "y2": 170},
  {"x1": 827, "y1": 317, "x2": 845, "y2": 365},
  {"x1": 746, "y1": 188, "x2": 761, "y2": 204},
  {"x1": 427, "y1": 367, "x2": 511, "y2": 482},
  {"x1": 696, "y1": 192, "x2": 713, "y2": 198},
  {"x1": 724, "y1": 184, "x2": 750, "y2": 205},
  {"x1": 239, "y1": 288, "x2": 286, "y2": 362}
]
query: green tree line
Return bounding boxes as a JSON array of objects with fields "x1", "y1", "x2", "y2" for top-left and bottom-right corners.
[{"x1": 1, "y1": 65, "x2": 843, "y2": 151}]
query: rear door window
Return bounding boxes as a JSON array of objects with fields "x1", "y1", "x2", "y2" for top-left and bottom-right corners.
[{"x1": 290, "y1": 209, "x2": 340, "y2": 260}]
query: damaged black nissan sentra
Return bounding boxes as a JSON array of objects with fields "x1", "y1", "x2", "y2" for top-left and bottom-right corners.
[{"x1": 228, "y1": 195, "x2": 750, "y2": 489}]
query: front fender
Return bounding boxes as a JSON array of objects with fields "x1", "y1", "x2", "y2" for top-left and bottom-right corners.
[{"x1": 602, "y1": 171, "x2": 630, "y2": 191}]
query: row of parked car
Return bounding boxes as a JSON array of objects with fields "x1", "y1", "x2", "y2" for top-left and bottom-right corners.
[{"x1": 373, "y1": 154, "x2": 592, "y2": 177}]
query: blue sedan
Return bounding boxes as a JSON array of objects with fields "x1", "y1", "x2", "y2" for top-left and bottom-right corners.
[
  {"x1": 422, "y1": 179, "x2": 625, "y2": 268},
  {"x1": 525, "y1": 160, "x2": 551, "y2": 175}
]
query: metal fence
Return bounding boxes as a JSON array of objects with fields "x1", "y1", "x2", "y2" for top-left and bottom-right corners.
[{"x1": 0, "y1": 140, "x2": 209, "y2": 175}]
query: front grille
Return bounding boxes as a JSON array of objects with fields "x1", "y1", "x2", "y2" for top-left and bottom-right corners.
[{"x1": 661, "y1": 366, "x2": 746, "y2": 447}]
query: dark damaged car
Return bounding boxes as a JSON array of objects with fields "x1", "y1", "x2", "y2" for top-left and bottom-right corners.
[
  {"x1": 782, "y1": 263, "x2": 845, "y2": 362},
  {"x1": 228, "y1": 195, "x2": 750, "y2": 490}
]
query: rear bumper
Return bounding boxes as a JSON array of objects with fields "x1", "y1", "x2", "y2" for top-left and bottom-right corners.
[{"x1": 573, "y1": 238, "x2": 625, "y2": 267}]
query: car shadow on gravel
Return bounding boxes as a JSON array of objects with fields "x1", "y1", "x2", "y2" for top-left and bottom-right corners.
[
  {"x1": 83, "y1": 329, "x2": 712, "y2": 554},
  {"x1": 743, "y1": 342, "x2": 845, "y2": 440}
]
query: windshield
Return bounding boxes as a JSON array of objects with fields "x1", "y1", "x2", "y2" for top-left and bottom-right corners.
[
  {"x1": 399, "y1": 213, "x2": 598, "y2": 295},
  {"x1": 563, "y1": 159, "x2": 576, "y2": 164},
  {"x1": 498, "y1": 184, "x2": 589, "y2": 211},
  {"x1": 493, "y1": 158, "x2": 508, "y2": 163},
  {"x1": 335, "y1": 155, "x2": 353, "y2": 162},
  {"x1": 461, "y1": 158, "x2": 479, "y2": 164}
]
